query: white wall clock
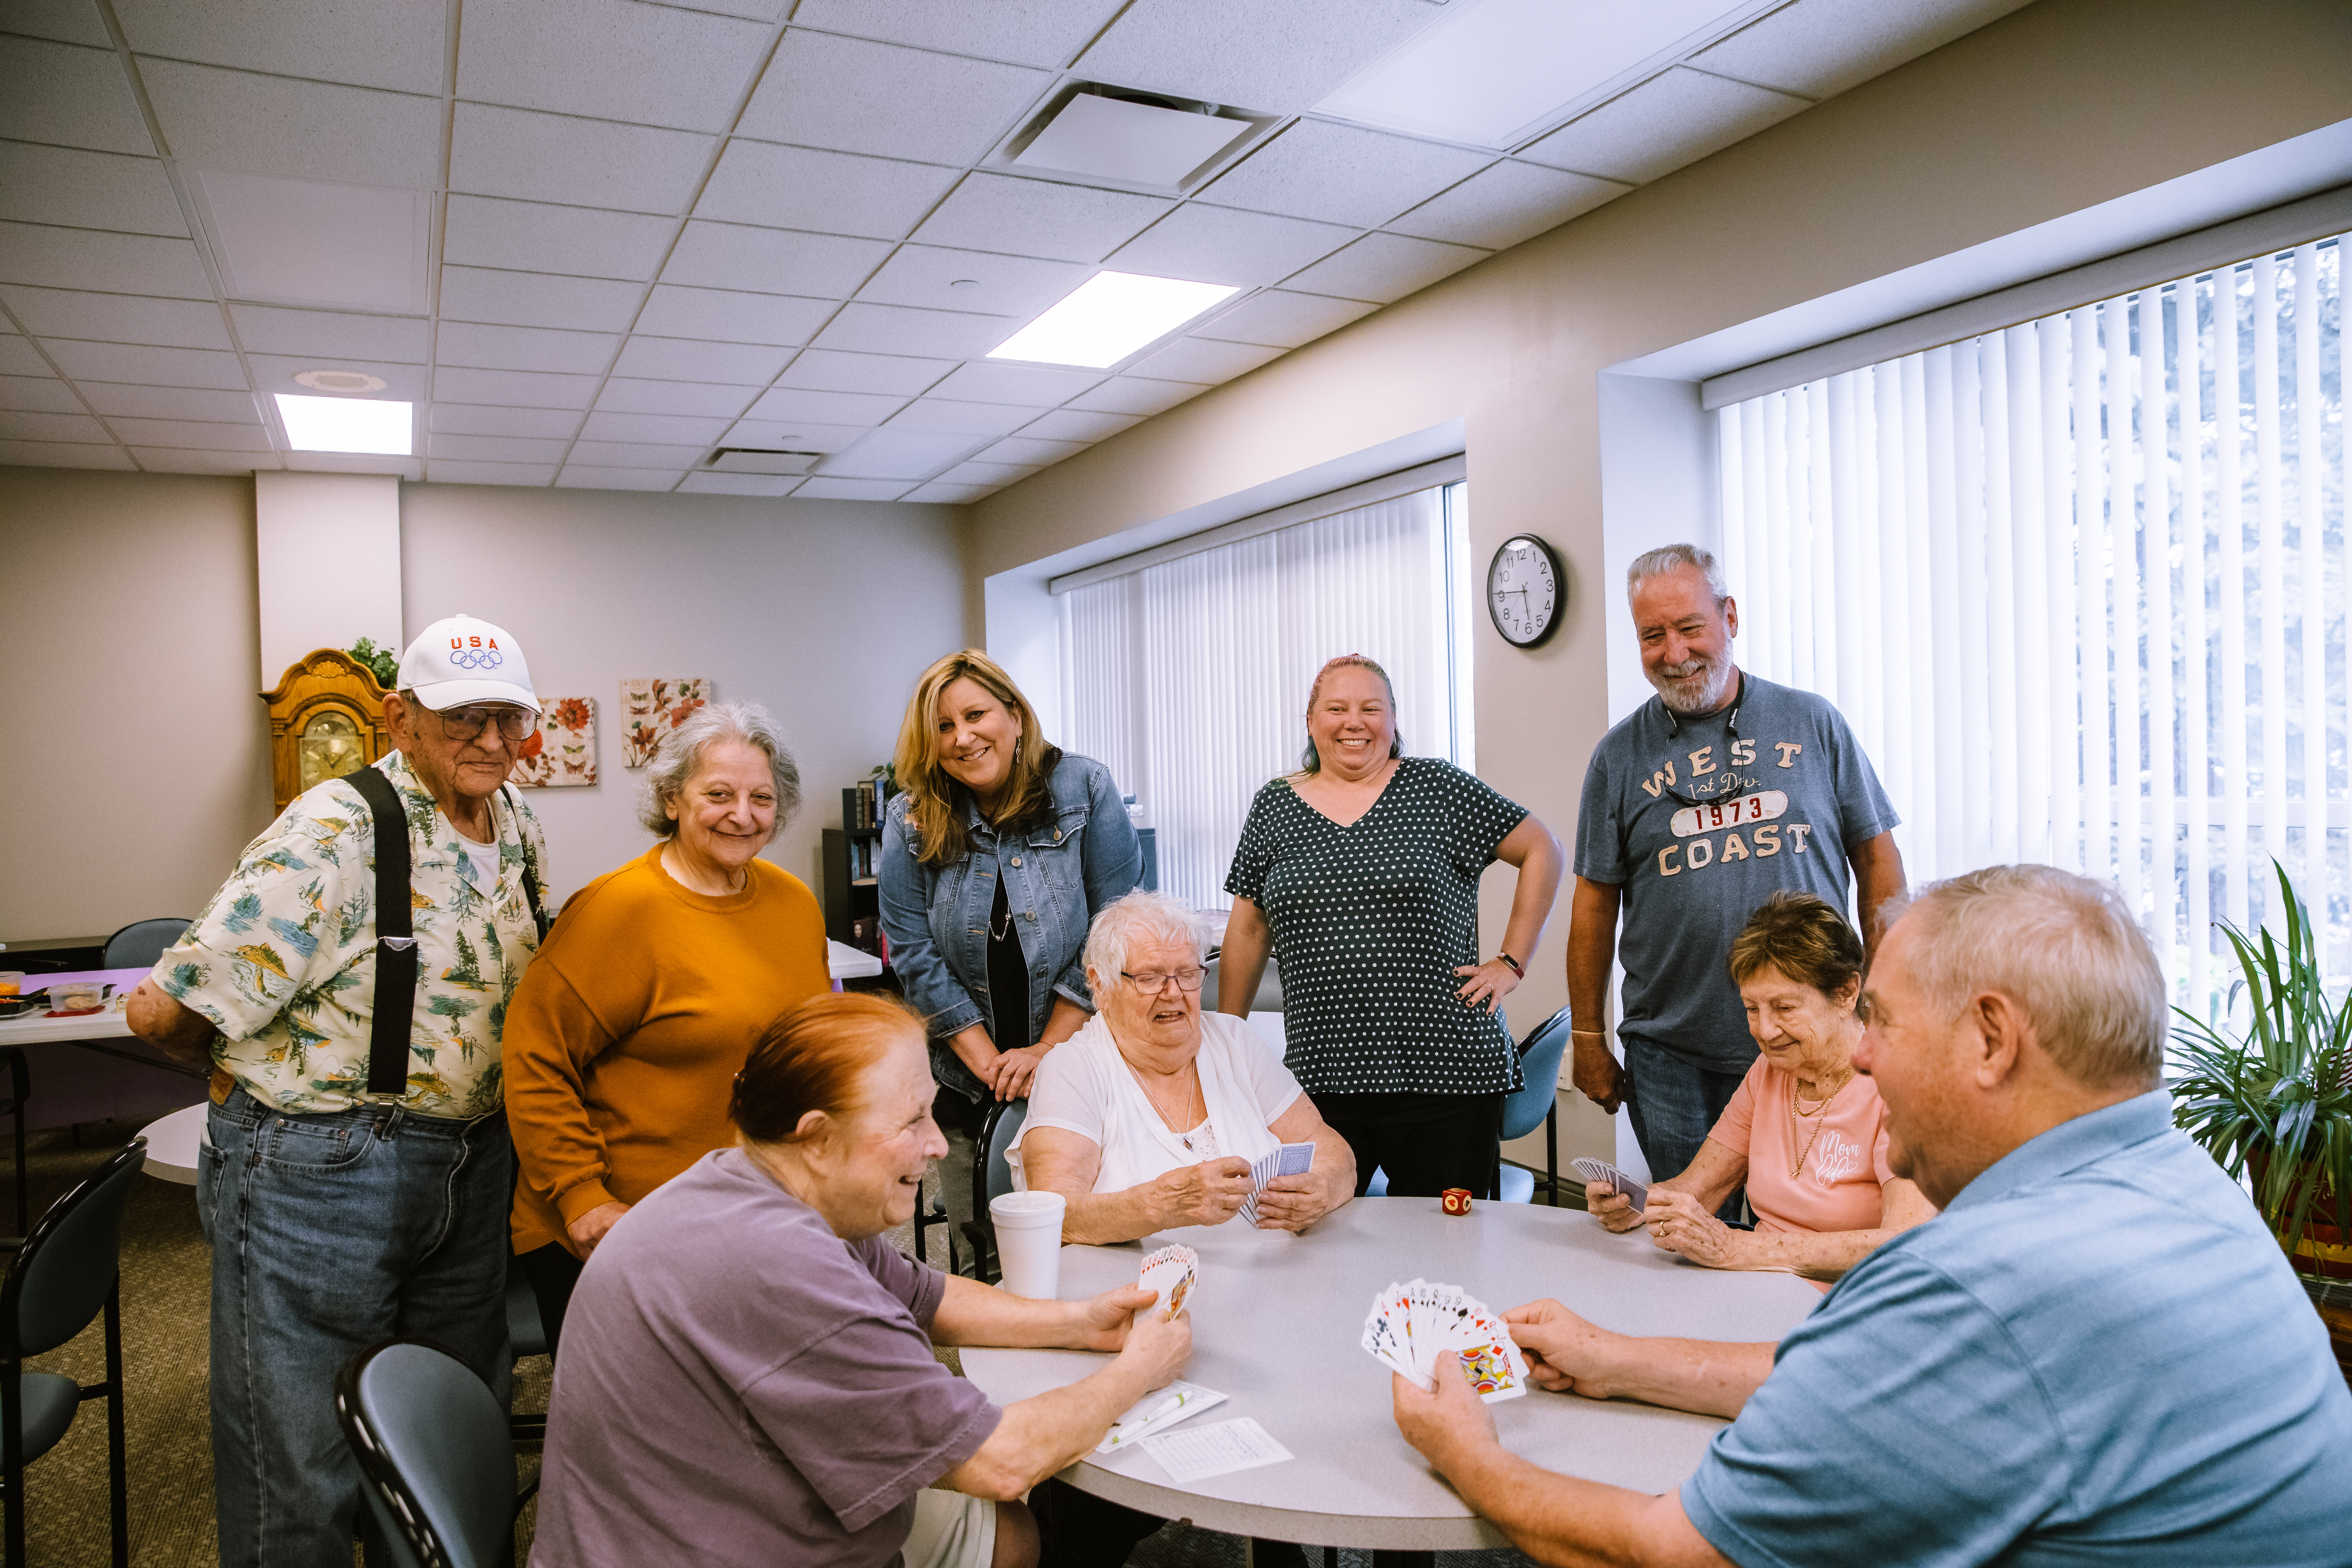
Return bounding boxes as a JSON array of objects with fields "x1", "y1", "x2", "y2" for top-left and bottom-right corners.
[{"x1": 1486, "y1": 534, "x2": 1564, "y2": 649}]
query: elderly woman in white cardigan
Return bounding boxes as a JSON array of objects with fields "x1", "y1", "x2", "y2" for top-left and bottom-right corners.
[{"x1": 1011, "y1": 891, "x2": 1354, "y2": 1245}]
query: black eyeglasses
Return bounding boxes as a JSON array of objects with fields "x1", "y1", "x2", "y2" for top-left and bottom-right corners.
[{"x1": 436, "y1": 707, "x2": 535, "y2": 743}]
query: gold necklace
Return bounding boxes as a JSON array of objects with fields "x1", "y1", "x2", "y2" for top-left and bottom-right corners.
[{"x1": 1786, "y1": 1072, "x2": 1849, "y2": 1179}]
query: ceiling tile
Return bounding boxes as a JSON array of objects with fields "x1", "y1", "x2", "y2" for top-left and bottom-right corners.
[
  {"x1": 1201, "y1": 120, "x2": 1492, "y2": 229},
  {"x1": 639, "y1": 0, "x2": 789, "y2": 22},
  {"x1": 903, "y1": 480, "x2": 993, "y2": 503},
  {"x1": 191, "y1": 168, "x2": 429, "y2": 313},
  {"x1": 113, "y1": 0, "x2": 446, "y2": 94},
  {"x1": 428, "y1": 402, "x2": 584, "y2": 438},
  {"x1": 818, "y1": 427, "x2": 990, "y2": 480},
  {"x1": 1017, "y1": 407, "x2": 1141, "y2": 442},
  {"x1": 77, "y1": 381, "x2": 259, "y2": 420},
  {"x1": 132, "y1": 447, "x2": 274, "y2": 474},
  {"x1": 0, "y1": 437, "x2": 132, "y2": 468},
  {"x1": 1107, "y1": 205, "x2": 1357, "y2": 287},
  {"x1": 5, "y1": 0, "x2": 113, "y2": 49},
  {"x1": 1387, "y1": 160, "x2": 1629, "y2": 251},
  {"x1": 810, "y1": 302, "x2": 1015, "y2": 359},
  {"x1": 577, "y1": 410, "x2": 733, "y2": 443},
  {"x1": 0, "y1": 144, "x2": 187, "y2": 237},
  {"x1": 0, "y1": 286, "x2": 231, "y2": 349},
  {"x1": 0, "y1": 408, "x2": 110, "y2": 442},
  {"x1": 1280, "y1": 230, "x2": 1487, "y2": 302},
  {"x1": 426, "y1": 432, "x2": 573, "y2": 463},
  {"x1": 635, "y1": 284, "x2": 834, "y2": 346},
  {"x1": 1074, "y1": 0, "x2": 1437, "y2": 112},
  {"x1": 231, "y1": 304, "x2": 429, "y2": 362},
  {"x1": 0, "y1": 374, "x2": 85, "y2": 413},
  {"x1": 698, "y1": 141, "x2": 959, "y2": 241},
  {"x1": 450, "y1": 104, "x2": 714, "y2": 217},
  {"x1": 979, "y1": 434, "x2": 1088, "y2": 467},
  {"x1": 938, "y1": 458, "x2": 1041, "y2": 486},
  {"x1": 594, "y1": 379, "x2": 756, "y2": 418},
  {"x1": 926, "y1": 361, "x2": 1104, "y2": 406},
  {"x1": 1695, "y1": 0, "x2": 2035, "y2": 100},
  {"x1": 884, "y1": 398, "x2": 1044, "y2": 436},
  {"x1": 910, "y1": 173, "x2": 1171, "y2": 265},
  {"x1": 438, "y1": 267, "x2": 647, "y2": 334},
  {"x1": 0, "y1": 337, "x2": 50, "y2": 376},
  {"x1": 245, "y1": 350, "x2": 426, "y2": 401},
  {"x1": 43, "y1": 339, "x2": 245, "y2": 389},
  {"x1": 457, "y1": 0, "x2": 771, "y2": 133},
  {"x1": 438, "y1": 321, "x2": 620, "y2": 376},
  {"x1": 612, "y1": 335, "x2": 793, "y2": 386},
  {"x1": 855, "y1": 245, "x2": 1088, "y2": 319},
  {"x1": 425, "y1": 459, "x2": 559, "y2": 486},
  {"x1": 662, "y1": 221, "x2": 891, "y2": 298},
  {"x1": 565, "y1": 440, "x2": 709, "y2": 468},
  {"x1": 0, "y1": 38, "x2": 153, "y2": 156},
  {"x1": 720, "y1": 418, "x2": 868, "y2": 452},
  {"x1": 444, "y1": 196, "x2": 677, "y2": 282},
  {"x1": 1520, "y1": 67, "x2": 1812, "y2": 186},
  {"x1": 432, "y1": 365, "x2": 602, "y2": 410},
  {"x1": 107, "y1": 415, "x2": 273, "y2": 450},
  {"x1": 737, "y1": 30, "x2": 1051, "y2": 165},
  {"x1": 789, "y1": 0, "x2": 1124, "y2": 68},
  {"x1": 677, "y1": 471, "x2": 801, "y2": 496},
  {"x1": 0, "y1": 222, "x2": 212, "y2": 298},
  {"x1": 1065, "y1": 376, "x2": 1206, "y2": 416},
  {"x1": 139, "y1": 59, "x2": 442, "y2": 189},
  {"x1": 1193, "y1": 287, "x2": 1375, "y2": 348},
  {"x1": 794, "y1": 477, "x2": 917, "y2": 501},
  {"x1": 777, "y1": 348, "x2": 955, "y2": 397},
  {"x1": 1126, "y1": 335, "x2": 1284, "y2": 383},
  {"x1": 285, "y1": 451, "x2": 420, "y2": 477},
  {"x1": 555, "y1": 465, "x2": 684, "y2": 491},
  {"x1": 743, "y1": 386, "x2": 907, "y2": 425}
]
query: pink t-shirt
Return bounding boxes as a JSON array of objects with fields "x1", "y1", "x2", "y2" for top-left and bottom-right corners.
[{"x1": 1708, "y1": 1055, "x2": 1896, "y2": 1239}]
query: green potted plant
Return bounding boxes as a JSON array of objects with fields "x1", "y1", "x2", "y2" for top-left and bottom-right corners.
[{"x1": 2170, "y1": 860, "x2": 2352, "y2": 1298}]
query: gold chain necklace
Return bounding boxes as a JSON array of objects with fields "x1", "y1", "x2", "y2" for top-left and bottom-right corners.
[{"x1": 1786, "y1": 1072, "x2": 1850, "y2": 1179}]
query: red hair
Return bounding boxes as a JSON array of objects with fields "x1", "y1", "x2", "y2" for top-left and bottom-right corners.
[{"x1": 730, "y1": 992, "x2": 925, "y2": 1144}]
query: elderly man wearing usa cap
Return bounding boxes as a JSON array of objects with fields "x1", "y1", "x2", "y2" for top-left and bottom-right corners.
[{"x1": 129, "y1": 613, "x2": 553, "y2": 1568}]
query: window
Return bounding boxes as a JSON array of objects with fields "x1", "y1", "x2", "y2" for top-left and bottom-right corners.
[
  {"x1": 1718, "y1": 231, "x2": 2346, "y2": 1018},
  {"x1": 1059, "y1": 478, "x2": 1474, "y2": 908}
]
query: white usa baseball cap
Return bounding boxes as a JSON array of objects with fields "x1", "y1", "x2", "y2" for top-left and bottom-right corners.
[{"x1": 398, "y1": 614, "x2": 540, "y2": 714}]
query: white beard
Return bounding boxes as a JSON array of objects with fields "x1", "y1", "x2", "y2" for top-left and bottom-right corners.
[{"x1": 1649, "y1": 657, "x2": 1734, "y2": 715}]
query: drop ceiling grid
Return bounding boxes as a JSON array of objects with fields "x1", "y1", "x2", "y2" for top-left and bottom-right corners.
[{"x1": 0, "y1": 0, "x2": 2030, "y2": 496}]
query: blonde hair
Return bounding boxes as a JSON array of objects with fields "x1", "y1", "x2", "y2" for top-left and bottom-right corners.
[
  {"x1": 1298, "y1": 654, "x2": 1404, "y2": 775},
  {"x1": 891, "y1": 650, "x2": 1060, "y2": 867}
]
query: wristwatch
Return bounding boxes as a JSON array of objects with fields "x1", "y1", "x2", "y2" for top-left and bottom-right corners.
[{"x1": 1495, "y1": 951, "x2": 1524, "y2": 978}]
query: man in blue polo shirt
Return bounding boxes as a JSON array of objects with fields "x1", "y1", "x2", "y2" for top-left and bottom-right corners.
[{"x1": 1393, "y1": 864, "x2": 2352, "y2": 1567}]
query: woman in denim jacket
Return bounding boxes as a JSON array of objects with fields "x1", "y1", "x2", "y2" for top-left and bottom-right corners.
[{"x1": 880, "y1": 650, "x2": 1143, "y2": 1119}]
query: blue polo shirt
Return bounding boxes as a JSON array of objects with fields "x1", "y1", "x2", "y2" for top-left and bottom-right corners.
[{"x1": 1683, "y1": 1092, "x2": 2352, "y2": 1567}]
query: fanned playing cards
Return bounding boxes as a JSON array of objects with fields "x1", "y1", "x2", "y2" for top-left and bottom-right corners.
[
  {"x1": 1139, "y1": 1242, "x2": 1197, "y2": 1316},
  {"x1": 1359, "y1": 1278, "x2": 1528, "y2": 1401},
  {"x1": 1237, "y1": 1142, "x2": 1316, "y2": 1226}
]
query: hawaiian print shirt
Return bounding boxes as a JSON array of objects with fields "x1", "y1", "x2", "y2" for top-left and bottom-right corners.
[{"x1": 154, "y1": 750, "x2": 549, "y2": 1118}]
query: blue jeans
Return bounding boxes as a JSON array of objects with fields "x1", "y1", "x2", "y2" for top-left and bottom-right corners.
[
  {"x1": 1622, "y1": 1039, "x2": 1749, "y2": 1196},
  {"x1": 198, "y1": 1087, "x2": 512, "y2": 1568}
]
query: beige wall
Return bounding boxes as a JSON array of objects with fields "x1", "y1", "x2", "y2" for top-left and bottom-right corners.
[
  {"x1": 0, "y1": 466, "x2": 275, "y2": 940},
  {"x1": 967, "y1": 0, "x2": 2352, "y2": 1166}
]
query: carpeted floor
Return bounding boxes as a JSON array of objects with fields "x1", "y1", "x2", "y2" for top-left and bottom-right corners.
[{"x1": 12, "y1": 1118, "x2": 1536, "y2": 1568}]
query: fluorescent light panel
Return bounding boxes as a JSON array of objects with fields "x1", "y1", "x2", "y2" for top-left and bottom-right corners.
[
  {"x1": 276, "y1": 393, "x2": 413, "y2": 454},
  {"x1": 988, "y1": 272, "x2": 1240, "y2": 370}
]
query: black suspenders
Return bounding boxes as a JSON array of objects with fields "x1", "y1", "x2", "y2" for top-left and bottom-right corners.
[{"x1": 343, "y1": 767, "x2": 547, "y2": 1098}]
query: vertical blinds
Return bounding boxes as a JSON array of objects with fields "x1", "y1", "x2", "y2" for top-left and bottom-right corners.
[
  {"x1": 1060, "y1": 484, "x2": 1469, "y2": 909},
  {"x1": 1720, "y1": 232, "x2": 2345, "y2": 1016}
]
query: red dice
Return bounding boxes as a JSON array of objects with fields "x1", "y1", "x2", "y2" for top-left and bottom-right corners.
[{"x1": 1441, "y1": 1188, "x2": 1472, "y2": 1216}]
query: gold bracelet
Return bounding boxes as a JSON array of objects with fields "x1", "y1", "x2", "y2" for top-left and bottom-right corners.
[{"x1": 1571, "y1": 1029, "x2": 1609, "y2": 1036}]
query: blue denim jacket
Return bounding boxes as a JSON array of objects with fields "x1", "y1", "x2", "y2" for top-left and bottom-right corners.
[{"x1": 878, "y1": 752, "x2": 1143, "y2": 1102}]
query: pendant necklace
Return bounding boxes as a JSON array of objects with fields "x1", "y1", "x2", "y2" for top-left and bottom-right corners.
[
  {"x1": 1139, "y1": 1064, "x2": 1205, "y2": 1150},
  {"x1": 1786, "y1": 1071, "x2": 1849, "y2": 1180}
]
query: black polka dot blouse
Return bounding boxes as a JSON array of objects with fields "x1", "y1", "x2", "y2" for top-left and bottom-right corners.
[{"x1": 1225, "y1": 757, "x2": 1527, "y2": 1097}]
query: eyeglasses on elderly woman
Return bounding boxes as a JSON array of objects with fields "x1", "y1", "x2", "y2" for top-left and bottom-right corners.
[{"x1": 1120, "y1": 966, "x2": 1205, "y2": 994}]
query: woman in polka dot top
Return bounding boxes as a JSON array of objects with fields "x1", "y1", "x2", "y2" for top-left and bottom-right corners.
[{"x1": 1217, "y1": 655, "x2": 1564, "y2": 1197}]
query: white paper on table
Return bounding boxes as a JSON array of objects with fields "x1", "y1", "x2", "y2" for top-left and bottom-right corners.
[
  {"x1": 1098, "y1": 1380, "x2": 1226, "y2": 1452},
  {"x1": 1140, "y1": 1417, "x2": 1294, "y2": 1483}
]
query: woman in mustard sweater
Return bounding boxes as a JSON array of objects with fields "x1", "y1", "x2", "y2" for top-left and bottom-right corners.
[{"x1": 504, "y1": 700, "x2": 830, "y2": 1351}]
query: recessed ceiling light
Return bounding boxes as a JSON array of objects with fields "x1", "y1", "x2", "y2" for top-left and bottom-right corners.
[
  {"x1": 988, "y1": 272, "x2": 1241, "y2": 369},
  {"x1": 275, "y1": 393, "x2": 413, "y2": 455},
  {"x1": 293, "y1": 369, "x2": 386, "y2": 393}
]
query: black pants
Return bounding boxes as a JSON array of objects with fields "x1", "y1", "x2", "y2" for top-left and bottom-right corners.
[
  {"x1": 519, "y1": 1241, "x2": 586, "y2": 1359},
  {"x1": 1033, "y1": 1482, "x2": 1306, "y2": 1568},
  {"x1": 1319, "y1": 1091, "x2": 1504, "y2": 1199}
]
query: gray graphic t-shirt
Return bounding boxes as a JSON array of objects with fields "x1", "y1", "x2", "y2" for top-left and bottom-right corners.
[{"x1": 1574, "y1": 672, "x2": 1898, "y2": 1072}]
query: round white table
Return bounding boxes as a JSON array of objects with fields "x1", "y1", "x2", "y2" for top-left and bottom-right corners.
[
  {"x1": 961, "y1": 1197, "x2": 1820, "y2": 1551},
  {"x1": 136, "y1": 1101, "x2": 208, "y2": 1185}
]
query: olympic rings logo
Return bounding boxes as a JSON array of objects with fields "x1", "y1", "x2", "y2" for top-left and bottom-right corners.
[{"x1": 447, "y1": 639, "x2": 504, "y2": 670}]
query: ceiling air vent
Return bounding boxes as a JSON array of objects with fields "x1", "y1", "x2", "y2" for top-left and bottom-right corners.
[
  {"x1": 997, "y1": 85, "x2": 1270, "y2": 194},
  {"x1": 708, "y1": 449, "x2": 822, "y2": 476}
]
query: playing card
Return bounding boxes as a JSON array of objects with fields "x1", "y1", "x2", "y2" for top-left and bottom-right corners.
[
  {"x1": 1360, "y1": 1280, "x2": 1525, "y2": 1400},
  {"x1": 1238, "y1": 1143, "x2": 1314, "y2": 1225},
  {"x1": 1275, "y1": 1142, "x2": 1315, "y2": 1177},
  {"x1": 1571, "y1": 1156, "x2": 1648, "y2": 1213},
  {"x1": 1138, "y1": 1244, "x2": 1197, "y2": 1316}
]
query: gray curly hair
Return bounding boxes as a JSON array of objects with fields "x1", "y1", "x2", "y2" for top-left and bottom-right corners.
[
  {"x1": 1083, "y1": 890, "x2": 1207, "y2": 988},
  {"x1": 637, "y1": 699, "x2": 802, "y2": 837}
]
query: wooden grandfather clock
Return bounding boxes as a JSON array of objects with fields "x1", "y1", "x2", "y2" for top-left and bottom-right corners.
[{"x1": 262, "y1": 649, "x2": 392, "y2": 811}]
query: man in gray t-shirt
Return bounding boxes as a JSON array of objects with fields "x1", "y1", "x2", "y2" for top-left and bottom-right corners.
[{"x1": 1568, "y1": 545, "x2": 1904, "y2": 1186}]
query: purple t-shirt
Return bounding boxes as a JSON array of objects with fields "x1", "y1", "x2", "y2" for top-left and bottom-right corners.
[{"x1": 531, "y1": 1149, "x2": 1001, "y2": 1568}]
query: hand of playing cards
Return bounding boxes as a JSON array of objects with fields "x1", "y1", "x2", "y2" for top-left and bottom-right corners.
[
  {"x1": 1237, "y1": 1141, "x2": 1316, "y2": 1227},
  {"x1": 1139, "y1": 1243, "x2": 1197, "y2": 1317},
  {"x1": 1360, "y1": 1279, "x2": 1528, "y2": 1401}
]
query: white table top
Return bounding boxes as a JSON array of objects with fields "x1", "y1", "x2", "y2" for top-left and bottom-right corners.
[
  {"x1": 961, "y1": 1197, "x2": 1820, "y2": 1550},
  {"x1": 138, "y1": 1101, "x2": 207, "y2": 1185},
  {"x1": 826, "y1": 939, "x2": 884, "y2": 980}
]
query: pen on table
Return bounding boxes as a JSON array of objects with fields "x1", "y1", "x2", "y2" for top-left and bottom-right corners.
[{"x1": 1122, "y1": 1390, "x2": 1192, "y2": 1430}]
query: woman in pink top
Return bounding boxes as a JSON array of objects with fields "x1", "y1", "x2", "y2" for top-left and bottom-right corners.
[{"x1": 1587, "y1": 892, "x2": 1937, "y2": 1284}]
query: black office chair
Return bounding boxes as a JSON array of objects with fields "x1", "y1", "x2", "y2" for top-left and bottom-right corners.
[
  {"x1": 0, "y1": 1137, "x2": 145, "y2": 1568},
  {"x1": 503, "y1": 1254, "x2": 547, "y2": 1442},
  {"x1": 0, "y1": 1052, "x2": 27, "y2": 1239},
  {"x1": 959, "y1": 1099, "x2": 1031, "y2": 1283},
  {"x1": 338, "y1": 1339, "x2": 534, "y2": 1568},
  {"x1": 99, "y1": 920, "x2": 190, "y2": 972}
]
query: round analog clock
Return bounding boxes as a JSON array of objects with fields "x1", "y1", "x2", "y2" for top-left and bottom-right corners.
[{"x1": 1486, "y1": 534, "x2": 1564, "y2": 648}]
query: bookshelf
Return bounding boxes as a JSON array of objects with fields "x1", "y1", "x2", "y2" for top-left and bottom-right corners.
[{"x1": 822, "y1": 778, "x2": 894, "y2": 962}]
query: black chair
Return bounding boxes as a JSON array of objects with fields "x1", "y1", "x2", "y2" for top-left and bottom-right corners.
[
  {"x1": 99, "y1": 920, "x2": 190, "y2": 972},
  {"x1": 337, "y1": 1339, "x2": 535, "y2": 1568},
  {"x1": 0, "y1": 1051, "x2": 27, "y2": 1239},
  {"x1": 0, "y1": 1137, "x2": 145, "y2": 1568},
  {"x1": 959, "y1": 1099, "x2": 1031, "y2": 1283},
  {"x1": 503, "y1": 1254, "x2": 546, "y2": 1442}
]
